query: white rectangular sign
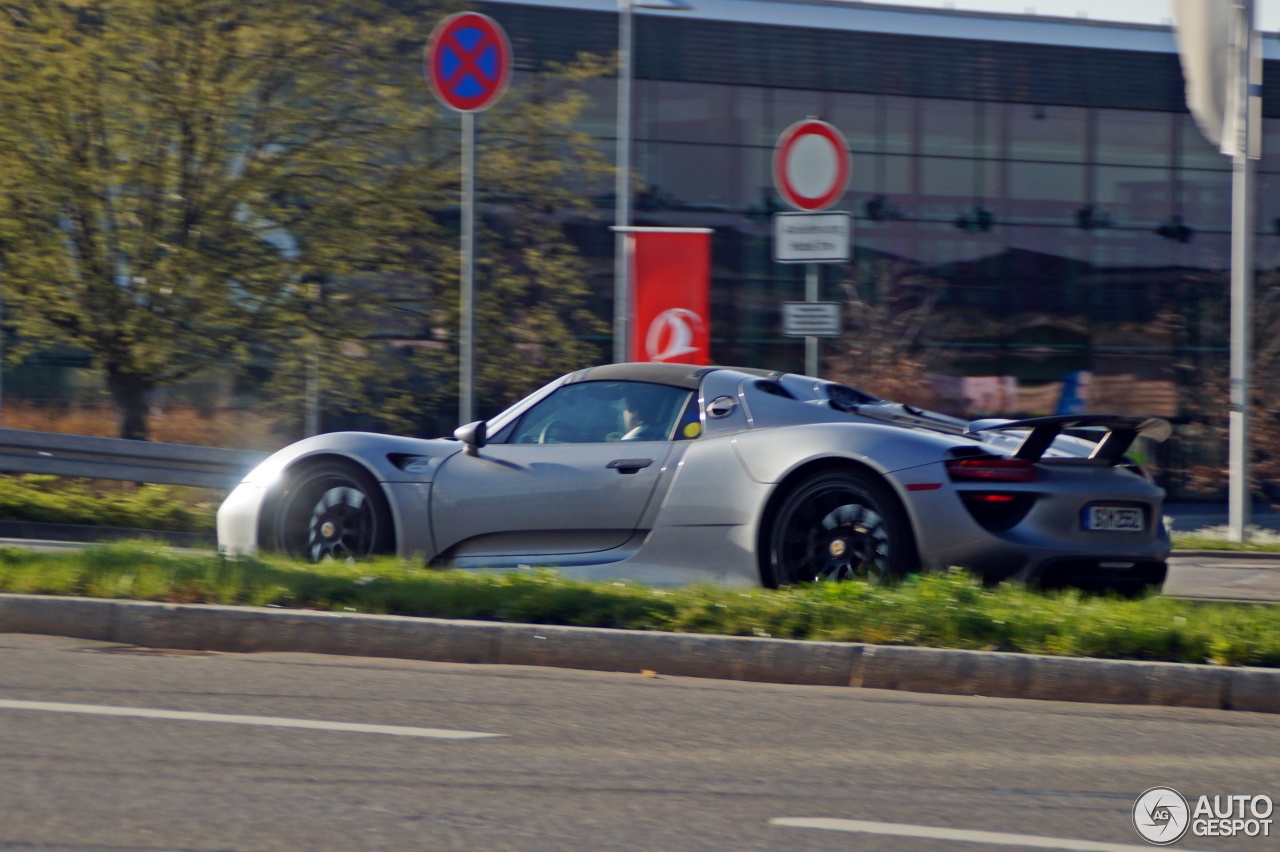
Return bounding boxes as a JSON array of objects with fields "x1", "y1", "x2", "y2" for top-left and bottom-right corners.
[
  {"x1": 782, "y1": 302, "x2": 842, "y2": 337},
  {"x1": 773, "y1": 212, "x2": 851, "y2": 263}
]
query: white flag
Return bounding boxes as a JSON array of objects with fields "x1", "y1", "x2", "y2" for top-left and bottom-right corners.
[{"x1": 1170, "y1": 0, "x2": 1261, "y2": 159}]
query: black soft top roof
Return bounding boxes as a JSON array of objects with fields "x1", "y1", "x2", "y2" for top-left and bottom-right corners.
[{"x1": 565, "y1": 362, "x2": 785, "y2": 391}]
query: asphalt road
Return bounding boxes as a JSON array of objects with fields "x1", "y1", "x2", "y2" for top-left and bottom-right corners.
[
  {"x1": 0, "y1": 634, "x2": 1276, "y2": 851},
  {"x1": 1165, "y1": 554, "x2": 1280, "y2": 601}
]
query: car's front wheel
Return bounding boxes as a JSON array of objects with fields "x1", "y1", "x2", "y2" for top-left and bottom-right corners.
[
  {"x1": 764, "y1": 469, "x2": 914, "y2": 586},
  {"x1": 272, "y1": 461, "x2": 393, "y2": 562}
]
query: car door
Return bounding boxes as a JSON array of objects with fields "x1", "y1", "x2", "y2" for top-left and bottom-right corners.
[{"x1": 429, "y1": 380, "x2": 693, "y2": 559}]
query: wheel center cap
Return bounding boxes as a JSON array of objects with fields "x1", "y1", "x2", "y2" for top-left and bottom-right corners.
[
  {"x1": 320, "y1": 521, "x2": 338, "y2": 539},
  {"x1": 828, "y1": 538, "x2": 848, "y2": 559}
]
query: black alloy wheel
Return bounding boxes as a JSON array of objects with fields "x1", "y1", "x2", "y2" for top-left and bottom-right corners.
[
  {"x1": 275, "y1": 462, "x2": 393, "y2": 562},
  {"x1": 765, "y1": 469, "x2": 913, "y2": 586}
]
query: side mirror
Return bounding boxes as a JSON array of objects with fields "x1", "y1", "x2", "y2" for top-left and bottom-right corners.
[{"x1": 454, "y1": 420, "x2": 487, "y2": 456}]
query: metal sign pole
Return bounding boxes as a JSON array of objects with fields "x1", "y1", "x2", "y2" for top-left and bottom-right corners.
[
  {"x1": 460, "y1": 111, "x2": 476, "y2": 425},
  {"x1": 613, "y1": 0, "x2": 635, "y2": 364},
  {"x1": 1229, "y1": 151, "x2": 1254, "y2": 541},
  {"x1": 805, "y1": 263, "x2": 818, "y2": 376},
  {"x1": 426, "y1": 12, "x2": 511, "y2": 427},
  {"x1": 1228, "y1": 0, "x2": 1256, "y2": 541}
]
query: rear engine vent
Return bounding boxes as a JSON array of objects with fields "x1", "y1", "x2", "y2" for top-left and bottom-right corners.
[
  {"x1": 959, "y1": 492, "x2": 1036, "y2": 532},
  {"x1": 826, "y1": 383, "x2": 882, "y2": 412},
  {"x1": 754, "y1": 380, "x2": 794, "y2": 398}
]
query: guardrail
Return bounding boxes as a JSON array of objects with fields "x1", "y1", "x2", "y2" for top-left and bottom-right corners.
[{"x1": 0, "y1": 428, "x2": 269, "y2": 490}]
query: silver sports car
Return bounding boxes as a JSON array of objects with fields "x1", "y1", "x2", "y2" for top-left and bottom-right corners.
[{"x1": 217, "y1": 362, "x2": 1173, "y2": 592}]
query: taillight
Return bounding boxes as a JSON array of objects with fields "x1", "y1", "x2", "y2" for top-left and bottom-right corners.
[{"x1": 945, "y1": 457, "x2": 1036, "y2": 483}]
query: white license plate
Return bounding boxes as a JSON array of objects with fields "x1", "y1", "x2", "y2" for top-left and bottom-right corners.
[{"x1": 1083, "y1": 506, "x2": 1144, "y2": 532}]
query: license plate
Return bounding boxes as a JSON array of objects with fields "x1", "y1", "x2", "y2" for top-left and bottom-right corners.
[{"x1": 1083, "y1": 505, "x2": 1144, "y2": 532}]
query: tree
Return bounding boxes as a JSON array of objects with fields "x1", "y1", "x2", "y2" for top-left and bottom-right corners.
[
  {"x1": 467, "y1": 57, "x2": 613, "y2": 414},
  {"x1": 824, "y1": 256, "x2": 953, "y2": 410},
  {"x1": 249, "y1": 54, "x2": 615, "y2": 438},
  {"x1": 0, "y1": 0, "x2": 458, "y2": 439}
]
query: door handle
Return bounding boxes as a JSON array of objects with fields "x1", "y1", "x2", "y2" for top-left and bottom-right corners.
[{"x1": 607, "y1": 458, "x2": 653, "y2": 474}]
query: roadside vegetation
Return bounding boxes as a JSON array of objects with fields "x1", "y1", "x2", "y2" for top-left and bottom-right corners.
[
  {"x1": 1172, "y1": 527, "x2": 1280, "y2": 552},
  {"x1": 0, "y1": 476, "x2": 216, "y2": 534},
  {"x1": 0, "y1": 541, "x2": 1276, "y2": 667}
]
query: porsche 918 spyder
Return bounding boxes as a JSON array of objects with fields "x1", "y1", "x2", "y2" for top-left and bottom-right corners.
[{"x1": 217, "y1": 362, "x2": 1172, "y2": 592}]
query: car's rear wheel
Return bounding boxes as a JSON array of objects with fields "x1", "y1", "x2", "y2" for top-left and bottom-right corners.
[
  {"x1": 765, "y1": 469, "x2": 914, "y2": 586},
  {"x1": 273, "y1": 461, "x2": 393, "y2": 562}
]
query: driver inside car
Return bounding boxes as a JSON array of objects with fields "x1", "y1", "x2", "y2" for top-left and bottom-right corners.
[{"x1": 619, "y1": 387, "x2": 668, "y2": 441}]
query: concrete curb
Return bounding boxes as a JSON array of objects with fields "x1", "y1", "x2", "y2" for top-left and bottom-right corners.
[{"x1": 1, "y1": 593, "x2": 1277, "y2": 714}]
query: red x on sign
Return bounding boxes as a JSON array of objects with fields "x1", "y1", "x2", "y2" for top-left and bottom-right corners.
[{"x1": 425, "y1": 12, "x2": 512, "y2": 113}]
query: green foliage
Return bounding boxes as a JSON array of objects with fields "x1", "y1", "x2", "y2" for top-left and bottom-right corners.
[
  {"x1": 0, "y1": 475, "x2": 215, "y2": 532},
  {"x1": 0, "y1": 1, "x2": 611, "y2": 439},
  {"x1": 287, "y1": 54, "x2": 615, "y2": 434},
  {"x1": 1171, "y1": 532, "x2": 1280, "y2": 552},
  {"x1": 1, "y1": 545, "x2": 1277, "y2": 668}
]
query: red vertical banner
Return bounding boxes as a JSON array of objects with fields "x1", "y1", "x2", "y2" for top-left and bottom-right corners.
[{"x1": 628, "y1": 228, "x2": 712, "y2": 364}]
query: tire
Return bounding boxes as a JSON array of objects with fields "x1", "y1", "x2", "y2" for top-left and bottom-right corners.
[
  {"x1": 272, "y1": 461, "x2": 394, "y2": 562},
  {"x1": 764, "y1": 469, "x2": 915, "y2": 586}
]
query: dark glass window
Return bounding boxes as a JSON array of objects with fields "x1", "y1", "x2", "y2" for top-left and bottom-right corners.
[
  {"x1": 1263, "y1": 118, "x2": 1280, "y2": 172},
  {"x1": 1095, "y1": 109, "x2": 1173, "y2": 167},
  {"x1": 856, "y1": 222, "x2": 918, "y2": 266},
  {"x1": 1181, "y1": 114, "x2": 1232, "y2": 171},
  {"x1": 1094, "y1": 166, "x2": 1172, "y2": 229},
  {"x1": 637, "y1": 142, "x2": 756, "y2": 211},
  {"x1": 913, "y1": 220, "x2": 999, "y2": 266},
  {"x1": 1257, "y1": 173, "x2": 1280, "y2": 235},
  {"x1": 1180, "y1": 231, "x2": 1231, "y2": 271},
  {"x1": 978, "y1": 102, "x2": 1005, "y2": 160},
  {"x1": 826, "y1": 92, "x2": 878, "y2": 153},
  {"x1": 1002, "y1": 225, "x2": 1089, "y2": 264},
  {"x1": 635, "y1": 81, "x2": 767, "y2": 146},
  {"x1": 739, "y1": 146, "x2": 776, "y2": 215},
  {"x1": 1007, "y1": 104, "x2": 1087, "y2": 163},
  {"x1": 771, "y1": 88, "x2": 826, "y2": 124},
  {"x1": 572, "y1": 77, "x2": 622, "y2": 139},
  {"x1": 736, "y1": 87, "x2": 773, "y2": 148},
  {"x1": 1007, "y1": 162, "x2": 1086, "y2": 224},
  {"x1": 1258, "y1": 235, "x2": 1280, "y2": 269},
  {"x1": 1179, "y1": 169, "x2": 1233, "y2": 234},
  {"x1": 999, "y1": 229, "x2": 1089, "y2": 317},
  {"x1": 882, "y1": 97, "x2": 917, "y2": 155},
  {"x1": 920, "y1": 98, "x2": 979, "y2": 157},
  {"x1": 1091, "y1": 227, "x2": 1185, "y2": 270},
  {"x1": 919, "y1": 157, "x2": 999, "y2": 221},
  {"x1": 850, "y1": 152, "x2": 914, "y2": 208}
]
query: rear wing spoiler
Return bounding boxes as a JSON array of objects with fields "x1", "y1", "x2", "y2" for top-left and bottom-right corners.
[{"x1": 966, "y1": 415, "x2": 1173, "y2": 463}]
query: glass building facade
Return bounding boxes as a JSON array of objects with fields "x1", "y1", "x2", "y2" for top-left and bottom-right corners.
[{"x1": 485, "y1": 0, "x2": 1280, "y2": 493}]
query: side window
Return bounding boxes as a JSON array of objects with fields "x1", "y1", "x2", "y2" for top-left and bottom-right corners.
[
  {"x1": 674, "y1": 394, "x2": 702, "y2": 440},
  {"x1": 505, "y1": 381, "x2": 691, "y2": 444}
]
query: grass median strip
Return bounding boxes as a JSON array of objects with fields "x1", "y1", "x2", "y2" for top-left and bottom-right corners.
[{"x1": 0, "y1": 540, "x2": 1276, "y2": 668}]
